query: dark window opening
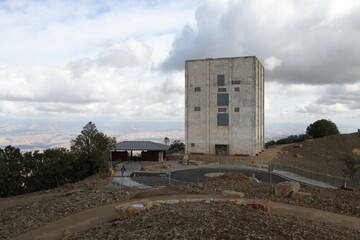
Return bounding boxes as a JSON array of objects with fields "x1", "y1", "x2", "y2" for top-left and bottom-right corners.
[
  {"x1": 234, "y1": 87, "x2": 240, "y2": 92},
  {"x1": 194, "y1": 107, "x2": 201, "y2": 111},
  {"x1": 194, "y1": 87, "x2": 201, "y2": 92},
  {"x1": 191, "y1": 143, "x2": 195, "y2": 147},
  {"x1": 218, "y1": 108, "x2": 227, "y2": 112},
  {"x1": 234, "y1": 107, "x2": 240, "y2": 112},
  {"x1": 217, "y1": 93, "x2": 229, "y2": 106},
  {"x1": 217, "y1": 75, "x2": 225, "y2": 86},
  {"x1": 217, "y1": 113, "x2": 229, "y2": 126},
  {"x1": 218, "y1": 88, "x2": 226, "y2": 92},
  {"x1": 232, "y1": 80, "x2": 241, "y2": 85}
]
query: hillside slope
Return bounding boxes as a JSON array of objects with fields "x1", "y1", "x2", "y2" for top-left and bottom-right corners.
[{"x1": 271, "y1": 132, "x2": 360, "y2": 177}]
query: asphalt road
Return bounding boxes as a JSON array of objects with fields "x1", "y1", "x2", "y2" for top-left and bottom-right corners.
[{"x1": 131, "y1": 168, "x2": 287, "y2": 186}]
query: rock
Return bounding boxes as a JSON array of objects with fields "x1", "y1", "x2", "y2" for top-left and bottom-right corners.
[
  {"x1": 182, "y1": 155, "x2": 189, "y2": 165},
  {"x1": 293, "y1": 144, "x2": 303, "y2": 148},
  {"x1": 274, "y1": 181, "x2": 300, "y2": 198},
  {"x1": 204, "y1": 172, "x2": 225, "y2": 178},
  {"x1": 244, "y1": 200, "x2": 273, "y2": 213},
  {"x1": 222, "y1": 190, "x2": 245, "y2": 198},
  {"x1": 189, "y1": 160, "x2": 203, "y2": 165},
  {"x1": 291, "y1": 192, "x2": 312, "y2": 201},
  {"x1": 139, "y1": 166, "x2": 164, "y2": 171},
  {"x1": 151, "y1": 185, "x2": 166, "y2": 190},
  {"x1": 115, "y1": 200, "x2": 154, "y2": 218},
  {"x1": 352, "y1": 148, "x2": 360, "y2": 156},
  {"x1": 61, "y1": 229, "x2": 73, "y2": 240},
  {"x1": 294, "y1": 154, "x2": 304, "y2": 158},
  {"x1": 163, "y1": 165, "x2": 171, "y2": 169}
]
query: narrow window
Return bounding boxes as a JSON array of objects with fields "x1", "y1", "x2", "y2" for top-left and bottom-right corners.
[
  {"x1": 217, "y1": 93, "x2": 229, "y2": 106},
  {"x1": 217, "y1": 75, "x2": 225, "y2": 86},
  {"x1": 218, "y1": 108, "x2": 227, "y2": 112},
  {"x1": 232, "y1": 80, "x2": 241, "y2": 85},
  {"x1": 234, "y1": 107, "x2": 240, "y2": 112},
  {"x1": 194, "y1": 87, "x2": 201, "y2": 92},
  {"x1": 217, "y1": 113, "x2": 229, "y2": 126},
  {"x1": 218, "y1": 88, "x2": 226, "y2": 92},
  {"x1": 191, "y1": 143, "x2": 195, "y2": 147},
  {"x1": 194, "y1": 107, "x2": 201, "y2": 111},
  {"x1": 234, "y1": 87, "x2": 240, "y2": 92}
]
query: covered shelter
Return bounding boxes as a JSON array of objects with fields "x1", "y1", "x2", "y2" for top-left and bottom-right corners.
[{"x1": 111, "y1": 141, "x2": 170, "y2": 163}]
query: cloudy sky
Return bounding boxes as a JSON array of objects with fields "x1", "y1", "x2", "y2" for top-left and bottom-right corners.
[{"x1": 1, "y1": 0, "x2": 359, "y2": 150}]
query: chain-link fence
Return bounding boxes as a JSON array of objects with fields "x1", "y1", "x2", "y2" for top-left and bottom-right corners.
[{"x1": 272, "y1": 163, "x2": 359, "y2": 189}]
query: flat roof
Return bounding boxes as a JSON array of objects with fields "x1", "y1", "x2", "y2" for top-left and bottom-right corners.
[
  {"x1": 114, "y1": 141, "x2": 170, "y2": 151},
  {"x1": 185, "y1": 56, "x2": 257, "y2": 63}
]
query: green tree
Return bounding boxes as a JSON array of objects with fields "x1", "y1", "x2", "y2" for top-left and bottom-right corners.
[
  {"x1": 164, "y1": 137, "x2": 170, "y2": 145},
  {"x1": 0, "y1": 146, "x2": 24, "y2": 197},
  {"x1": 306, "y1": 119, "x2": 340, "y2": 138},
  {"x1": 22, "y1": 148, "x2": 76, "y2": 192},
  {"x1": 70, "y1": 122, "x2": 116, "y2": 177},
  {"x1": 169, "y1": 140, "x2": 185, "y2": 151}
]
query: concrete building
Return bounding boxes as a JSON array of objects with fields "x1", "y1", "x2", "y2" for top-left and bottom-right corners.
[{"x1": 185, "y1": 56, "x2": 264, "y2": 156}]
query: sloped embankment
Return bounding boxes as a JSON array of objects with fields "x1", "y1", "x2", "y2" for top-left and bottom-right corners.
[{"x1": 272, "y1": 132, "x2": 360, "y2": 177}]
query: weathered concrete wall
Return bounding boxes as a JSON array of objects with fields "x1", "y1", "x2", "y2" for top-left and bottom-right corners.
[{"x1": 185, "y1": 56, "x2": 264, "y2": 156}]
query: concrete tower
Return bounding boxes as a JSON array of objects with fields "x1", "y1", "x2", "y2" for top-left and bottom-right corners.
[{"x1": 185, "y1": 56, "x2": 264, "y2": 156}]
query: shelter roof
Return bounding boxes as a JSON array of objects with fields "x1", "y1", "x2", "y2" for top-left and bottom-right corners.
[{"x1": 114, "y1": 141, "x2": 170, "y2": 151}]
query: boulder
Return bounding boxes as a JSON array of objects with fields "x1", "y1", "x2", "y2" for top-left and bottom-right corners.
[
  {"x1": 222, "y1": 190, "x2": 245, "y2": 198},
  {"x1": 189, "y1": 160, "x2": 203, "y2": 165},
  {"x1": 274, "y1": 181, "x2": 300, "y2": 198},
  {"x1": 244, "y1": 200, "x2": 273, "y2": 213},
  {"x1": 352, "y1": 148, "x2": 360, "y2": 156},
  {"x1": 291, "y1": 192, "x2": 312, "y2": 201},
  {"x1": 115, "y1": 200, "x2": 154, "y2": 218},
  {"x1": 163, "y1": 164, "x2": 172, "y2": 169},
  {"x1": 61, "y1": 229, "x2": 73, "y2": 240},
  {"x1": 182, "y1": 155, "x2": 189, "y2": 165}
]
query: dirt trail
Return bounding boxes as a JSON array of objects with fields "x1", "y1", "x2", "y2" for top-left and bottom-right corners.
[
  {"x1": 243, "y1": 144, "x2": 290, "y2": 164},
  {"x1": 10, "y1": 194, "x2": 360, "y2": 240}
]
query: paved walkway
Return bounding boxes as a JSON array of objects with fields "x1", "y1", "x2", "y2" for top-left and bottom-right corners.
[
  {"x1": 111, "y1": 160, "x2": 336, "y2": 189},
  {"x1": 10, "y1": 194, "x2": 360, "y2": 240}
]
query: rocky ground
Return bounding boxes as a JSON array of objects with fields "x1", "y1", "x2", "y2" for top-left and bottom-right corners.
[
  {"x1": 2, "y1": 173, "x2": 359, "y2": 239},
  {"x1": 0, "y1": 174, "x2": 140, "y2": 239},
  {"x1": 134, "y1": 173, "x2": 360, "y2": 218},
  {"x1": 68, "y1": 201, "x2": 360, "y2": 240},
  {"x1": 272, "y1": 132, "x2": 360, "y2": 177}
]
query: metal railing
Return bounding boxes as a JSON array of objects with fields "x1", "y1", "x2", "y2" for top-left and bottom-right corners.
[{"x1": 272, "y1": 163, "x2": 359, "y2": 189}]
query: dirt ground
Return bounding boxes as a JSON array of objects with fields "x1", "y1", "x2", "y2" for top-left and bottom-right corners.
[
  {"x1": 2, "y1": 173, "x2": 360, "y2": 240},
  {"x1": 0, "y1": 174, "x2": 140, "y2": 239},
  {"x1": 271, "y1": 132, "x2": 360, "y2": 177},
  {"x1": 135, "y1": 173, "x2": 360, "y2": 218},
  {"x1": 68, "y1": 201, "x2": 360, "y2": 240}
]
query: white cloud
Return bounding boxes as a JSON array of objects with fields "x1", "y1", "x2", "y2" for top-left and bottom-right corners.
[
  {"x1": 161, "y1": 0, "x2": 360, "y2": 85},
  {"x1": 264, "y1": 56, "x2": 282, "y2": 71},
  {"x1": 97, "y1": 39, "x2": 152, "y2": 68}
]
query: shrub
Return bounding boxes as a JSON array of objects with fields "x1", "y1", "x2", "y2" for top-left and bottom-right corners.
[{"x1": 306, "y1": 119, "x2": 340, "y2": 138}]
